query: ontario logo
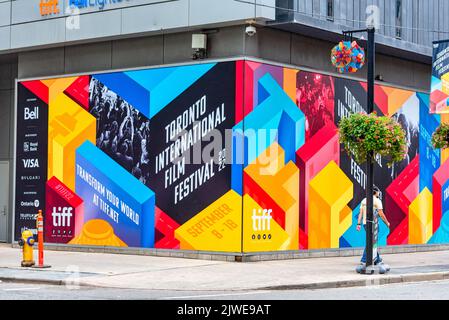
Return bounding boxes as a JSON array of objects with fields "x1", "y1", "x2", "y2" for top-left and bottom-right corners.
[{"x1": 39, "y1": 0, "x2": 60, "y2": 16}]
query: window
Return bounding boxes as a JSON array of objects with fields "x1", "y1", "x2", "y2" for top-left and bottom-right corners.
[
  {"x1": 395, "y1": 0, "x2": 402, "y2": 38},
  {"x1": 327, "y1": 0, "x2": 334, "y2": 21}
]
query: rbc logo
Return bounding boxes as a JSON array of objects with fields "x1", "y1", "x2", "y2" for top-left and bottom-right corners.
[
  {"x1": 24, "y1": 107, "x2": 39, "y2": 120},
  {"x1": 52, "y1": 207, "x2": 73, "y2": 227}
]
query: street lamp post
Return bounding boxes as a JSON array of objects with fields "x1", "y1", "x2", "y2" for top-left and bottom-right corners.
[{"x1": 342, "y1": 27, "x2": 376, "y2": 274}]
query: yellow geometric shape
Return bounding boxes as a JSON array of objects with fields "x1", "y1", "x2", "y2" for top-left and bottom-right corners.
[
  {"x1": 243, "y1": 194, "x2": 290, "y2": 252},
  {"x1": 174, "y1": 190, "x2": 242, "y2": 252},
  {"x1": 244, "y1": 142, "x2": 299, "y2": 250},
  {"x1": 441, "y1": 114, "x2": 449, "y2": 164},
  {"x1": 69, "y1": 219, "x2": 127, "y2": 247},
  {"x1": 283, "y1": 68, "x2": 299, "y2": 103},
  {"x1": 48, "y1": 93, "x2": 96, "y2": 190},
  {"x1": 382, "y1": 86, "x2": 414, "y2": 116},
  {"x1": 442, "y1": 73, "x2": 449, "y2": 95},
  {"x1": 308, "y1": 161, "x2": 353, "y2": 249},
  {"x1": 409, "y1": 188, "x2": 433, "y2": 245},
  {"x1": 43, "y1": 77, "x2": 78, "y2": 103}
]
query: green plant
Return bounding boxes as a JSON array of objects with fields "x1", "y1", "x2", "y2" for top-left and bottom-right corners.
[
  {"x1": 338, "y1": 112, "x2": 408, "y2": 167},
  {"x1": 432, "y1": 123, "x2": 449, "y2": 150}
]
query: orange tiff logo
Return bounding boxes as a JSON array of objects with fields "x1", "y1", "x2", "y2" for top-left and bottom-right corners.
[{"x1": 40, "y1": 0, "x2": 60, "y2": 16}]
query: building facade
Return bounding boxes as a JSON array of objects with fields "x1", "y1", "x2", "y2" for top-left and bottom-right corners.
[{"x1": 1, "y1": 1, "x2": 447, "y2": 253}]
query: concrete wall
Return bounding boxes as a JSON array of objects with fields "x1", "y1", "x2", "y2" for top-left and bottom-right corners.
[
  {"x1": 0, "y1": 54, "x2": 17, "y2": 243},
  {"x1": 0, "y1": 0, "x2": 276, "y2": 54},
  {"x1": 277, "y1": 0, "x2": 449, "y2": 56},
  {"x1": 17, "y1": 26, "x2": 431, "y2": 92}
]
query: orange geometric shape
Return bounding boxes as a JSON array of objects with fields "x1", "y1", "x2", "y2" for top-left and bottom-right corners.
[
  {"x1": 381, "y1": 86, "x2": 414, "y2": 116},
  {"x1": 48, "y1": 92, "x2": 96, "y2": 190},
  {"x1": 296, "y1": 122, "x2": 340, "y2": 237},
  {"x1": 69, "y1": 219, "x2": 127, "y2": 247},
  {"x1": 43, "y1": 77, "x2": 78, "y2": 103},
  {"x1": 244, "y1": 142, "x2": 299, "y2": 250},
  {"x1": 409, "y1": 188, "x2": 433, "y2": 245},
  {"x1": 283, "y1": 68, "x2": 299, "y2": 103}
]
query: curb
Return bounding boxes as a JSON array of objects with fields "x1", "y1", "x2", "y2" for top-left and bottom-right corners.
[
  {"x1": 259, "y1": 272, "x2": 449, "y2": 291},
  {"x1": 1, "y1": 271, "x2": 449, "y2": 292},
  {"x1": 9, "y1": 243, "x2": 449, "y2": 262},
  {"x1": 0, "y1": 277, "x2": 65, "y2": 286}
]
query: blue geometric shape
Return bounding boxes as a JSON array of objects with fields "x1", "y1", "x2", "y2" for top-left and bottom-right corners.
[
  {"x1": 233, "y1": 73, "x2": 306, "y2": 167},
  {"x1": 75, "y1": 141, "x2": 155, "y2": 248},
  {"x1": 431, "y1": 76, "x2": 443, "y2": 93},
  {"x1": 257, "y1": 80, "x2": 270, "y2": 106},
  {"x1": 126, "y1": 63, "x2": 216, "y2": 119},
  {"x1": 340, "y1": 203, "x2": 388, "y2": 248},
  {"x1": 418, "y1": 93, "x2": 441, "y2": 192},
  {"x1": 429, "y1": 210, "x2": 449, "y2": 244},
  {"x1": 339, "y1": 237, "x2": 351, "y2": 248},
  {"x1": 93, "y1": 73, "x2": 150, "y2": 118}
]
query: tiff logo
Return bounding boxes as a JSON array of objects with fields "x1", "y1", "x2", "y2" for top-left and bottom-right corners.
[
  {"x1": 52, "y1": 207, "x2": 73, "y2": 227},
  {"x1": 252, "y1": 209, "x2": 272, "y2": 231},
  {"x1": 40, "y1": 0, "x2": 60, "y2": 16}
]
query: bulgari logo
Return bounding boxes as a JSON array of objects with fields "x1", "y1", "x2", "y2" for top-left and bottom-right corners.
[{"x1": 40, "y1": 0, "x2": 60, "y2": 16}]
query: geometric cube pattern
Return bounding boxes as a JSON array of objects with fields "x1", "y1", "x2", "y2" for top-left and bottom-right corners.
[
  {"x1": 409, "y1": 188, "x2": 433, "y2": 245},
  {"x1": 308, "y1": 161, "x2": 353, "y2": 249},
  {"x1": 16, "y1": 59, "x2": 444, "y2": 253},
  {"x1": 244, "y1": 142, "x2": 299, "y2": 250},
  {"x1": 296, "y1": 122, "x2": 340, "y2": 240},
  {"x1": 386, "y1": 157, "x2": 420, "y2": 245}
]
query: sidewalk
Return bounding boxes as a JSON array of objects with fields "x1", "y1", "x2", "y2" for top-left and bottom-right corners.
[{"x1": 1, "y1": 244, "x2": 449, "y2": 291}]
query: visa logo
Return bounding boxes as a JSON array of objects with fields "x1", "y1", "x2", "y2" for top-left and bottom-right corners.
[
  {"x1": 24, "y1": 107, "x2": 39, "y2": 120},
  {"x1": 23, "y1": 158, "x2": 40, "y2": 169}
]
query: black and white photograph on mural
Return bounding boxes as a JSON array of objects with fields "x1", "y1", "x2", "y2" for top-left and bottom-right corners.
[{"x1": 89, "y1": 78, "x2": 152, "y2": 185}]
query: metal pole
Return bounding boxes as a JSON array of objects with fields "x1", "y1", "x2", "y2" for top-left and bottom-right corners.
[{"x1": 365, "y1": 27, "x2": 376, "y2": 270}]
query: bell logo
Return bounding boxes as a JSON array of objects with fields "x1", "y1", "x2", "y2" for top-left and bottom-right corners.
[
  {"x1": 52, "y1": 207, "x2": 73, "y2": 227},
  {"x1": 252, "y1": 209, "x2": 272, "y2": 231},
  {"x1": 24, "y1": 107, "x2": 39, "y2": 120}
]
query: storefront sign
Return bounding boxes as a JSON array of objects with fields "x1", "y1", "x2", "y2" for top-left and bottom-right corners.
[
  {"x1": 69, "y1": 0, "x2": 131, "y2": 10},
  {"x1": 40, "y1": 0, "x2": 60, "y2": 16}
]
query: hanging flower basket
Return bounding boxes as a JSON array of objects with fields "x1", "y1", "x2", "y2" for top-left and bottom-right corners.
[
  {"x1": 338, "y1": 112, "x2": 408, "y2": 167},
  {"x1": 432, "y1": 123, "x2": 449, "y2": 149},
  {"x1": 331, "y1": 41, "x2": 366, "y2": 74}
]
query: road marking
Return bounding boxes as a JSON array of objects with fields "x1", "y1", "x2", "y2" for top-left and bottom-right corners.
[
  {"x1": 3, "y1": 287, "x2": 41, "y2": 292},
  {"x1": 162, "y1": 290, "x2": 272, "y2": 300}
]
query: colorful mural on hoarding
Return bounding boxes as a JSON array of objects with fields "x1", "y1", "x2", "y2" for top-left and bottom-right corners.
[{"x1": 14, "y1": 59, "x2": 449, "y2": 253}]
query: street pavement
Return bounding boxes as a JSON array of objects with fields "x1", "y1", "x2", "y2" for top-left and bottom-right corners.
[
  {"x1": 1, "y1": 244, "x2": 449, "y2": 293},
  {"x1": 2, "y1": 280, "x2": 449, "y2": 300}
]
